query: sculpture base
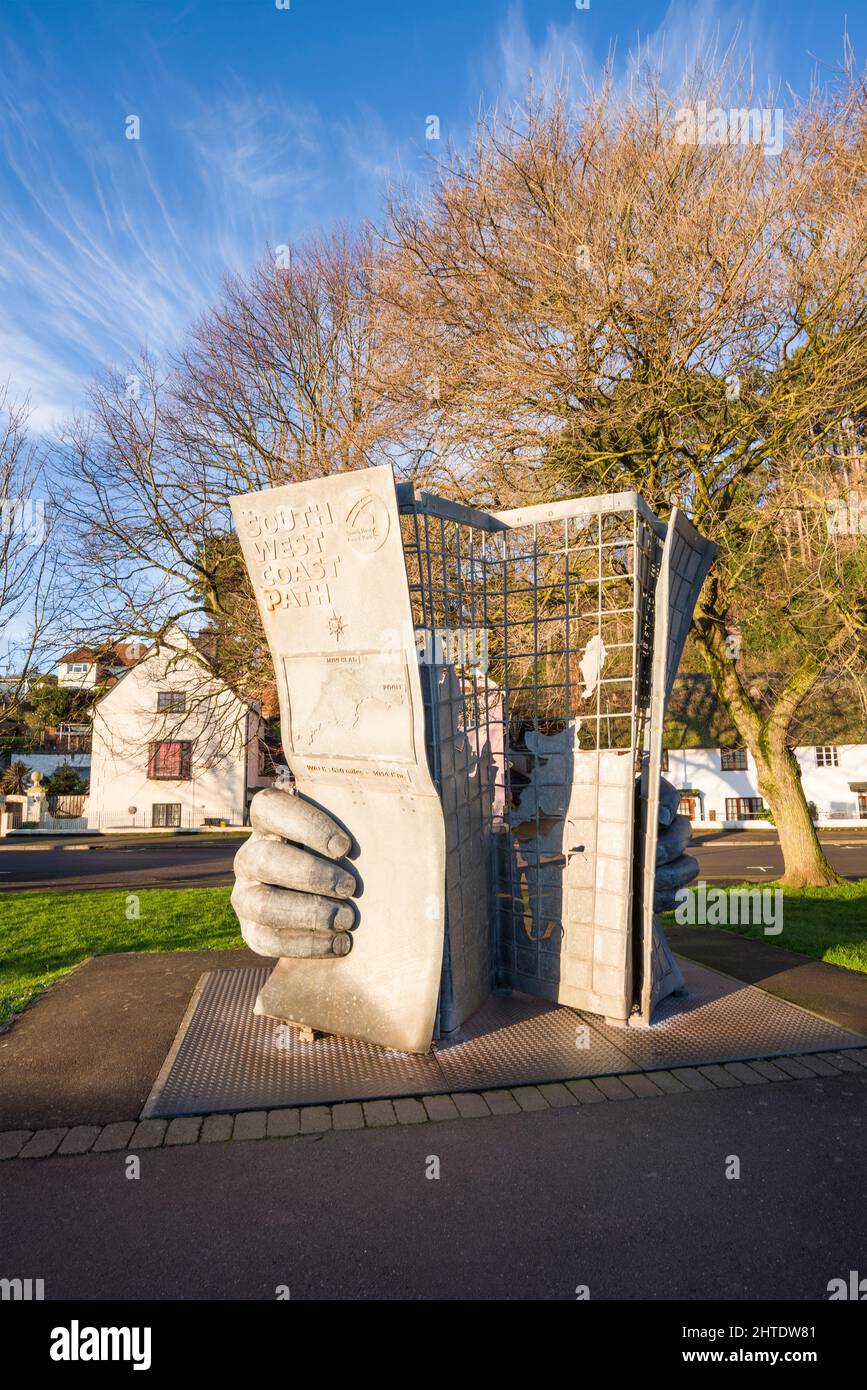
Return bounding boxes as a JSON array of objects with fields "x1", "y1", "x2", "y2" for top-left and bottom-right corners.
[{"x1": 142, "y1": 959, "x2": 865, "y2": 1118}]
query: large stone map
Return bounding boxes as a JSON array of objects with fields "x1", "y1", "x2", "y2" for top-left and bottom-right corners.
[{"x1": 229, "y1": 465, "x2": 447, "y2": 1052}]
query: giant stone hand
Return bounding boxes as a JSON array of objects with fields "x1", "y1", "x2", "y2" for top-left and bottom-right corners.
[
  {"x1": 232, "y1": 786, "x2": 357, "y2": 958},
  {"x1": 653, "y1": 776, "x2": 700, "y2": 912}
]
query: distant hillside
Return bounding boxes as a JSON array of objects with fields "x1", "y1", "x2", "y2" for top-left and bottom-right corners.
[{"x1": 665, "y1": 673, "x2": 867, "y2": 749}]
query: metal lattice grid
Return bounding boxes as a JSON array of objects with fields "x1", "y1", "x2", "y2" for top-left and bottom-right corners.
[{"x1": 397, "y1": 489, "x2": 666, "y2": 1031}]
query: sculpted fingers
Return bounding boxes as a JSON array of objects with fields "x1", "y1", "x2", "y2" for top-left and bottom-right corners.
[
  {"x1": 249, "y1": 787, "x2": 351, "y2": 859},
  {"x1": 654, "y1": 853, "x2": 700, "y2": 913},
  {"x1": 658, "y1": 778, "x2": 681, "y2": 828},
  {"x1": 234, "y1": 834, "x2": 356, "y2": 898},
  {"x1": 232, "y1": 879, "x2": 355, "y2": 934},
  {"x1": 233, "y1": 794, "x2": 357, "y2": 964},
  {"x1": 655, "y1": 814, "x2": 693, "y2": 866},
  {"x1": 237, "y1": 917, "x2": 353, "y2": 959}
]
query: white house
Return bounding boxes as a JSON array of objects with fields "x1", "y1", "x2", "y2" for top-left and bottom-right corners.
[
  {"x1": 664, "y1": 743, "x2": 867, "y2": 827},
  {"x1": 86, "y1": 631, "x2": 272, "y2": 831},
  {"x1": 57, "y1": 641, "x2": 144, "y2": 690}
]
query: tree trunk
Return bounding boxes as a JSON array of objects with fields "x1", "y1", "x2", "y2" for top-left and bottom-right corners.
[
  {"x1": 693, "y1": 600, "x2": 844, "y2": 888},
  {"x1": 751, "y1": 737, "x2": 842, "y2": 887}
]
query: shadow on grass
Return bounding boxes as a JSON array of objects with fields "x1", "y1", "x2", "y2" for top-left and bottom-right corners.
[{"x1": 663, "y1": 879, "x2": 867, "y2": 975}]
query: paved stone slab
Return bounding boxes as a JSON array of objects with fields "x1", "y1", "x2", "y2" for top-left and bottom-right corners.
[
  {"x1": 723, "y1": 1062, "x2": 767, "y2": 1086},
  {"x1": 796, "y1": 1053, "x2": 844, "y2": 1077},
  {"x1": 822, "y1": 1051, "x2": 867, "y2": 1074},
  {"x1": 232, "y1": 1110, "x2": 267, "y2": 1141},
  {"x1": 451, "y1": 1092, "x2": 491, "y2": 1118},
  {"x1": 422, "y1": 1094, "x2": 460, "y2": 1121},
  {"x1": 698, "y1": 1065, "x2": 741, "y2": 1089},
  {"x1": 299, "y1": 1106, "x2": 331, "y2": 1134},
  {"x1": 747, "y1": 1057, "x2": 793, "y2": 1082},
  {"x1": 92, "y1": 1120, "x2": 136, "y2": 1152},
  {"x1": 58, "y1": 1125, "x2": 101, "y2": 1155},
  {"x1": 481, "y1": 1088, "x2": 520, "y2": 1114},
  {"x1": 593, "y1": 1076, "x2": 633, "y2": 1101},
  {"x1": 129, "y1": 1119, "x2": 167, "y2": 1149},
  {"x1": 620, "y1": 1072, "x2": 664, "y2": 1098},
  {"x1": 20, "y1": 1128, "x2": 68, "y2": 1159},
  {"x1": 200, "y1": 1113, "x2": 234, "y2": 1143},
  {"x1": 839, "y1": 1048, "x2": 867, "y2": 1068},
  {"x1": 0, "y1": 1130, "x2": 33, "y2": 1160},
  {"x1": 648, "y1": 1070, "x2": 688, "y2": 1094},
  {"x1": 537, "y1": 1082, "x2": 578, "y2": 1107},
  {"x1": 362, "y1": 1100, "x2": 397, "y2": 1127},
  {"x1": 165, "y1": 1116, "x2": 202, "y2": 1146},
  {"x1": 266, "y1": 1108, "x2": 300, "y2": 1137},
  {"x1": 672, "y1": 1067, "x2": 717, "y2": 1091},
  {"x1": 331, "y1": 1103, "x2": 364, "y2": 1131},
  {"x1": 565, "y1": 1079, "x2": 606, "y2": 1103},
  {"x1": 773, "y1": 1056, "x2": 817, "y2": 1079},
  {"x1": 394, "y1": 1098, "x2": 427, "y2": 1124},
  {"x1": 511, "y1": 1086, "x2": 550, "y2": 1112}
]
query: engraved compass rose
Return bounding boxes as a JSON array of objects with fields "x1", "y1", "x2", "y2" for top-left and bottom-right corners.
[{"x1": 328, "y1": 611, "x2": 347, "y2": 642}]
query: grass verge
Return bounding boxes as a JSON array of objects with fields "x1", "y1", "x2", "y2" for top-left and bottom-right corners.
[
  {"x1": 662, "y1": 879, "x2": 867, "y2": 974},
  {"x1": 0, "y1": 886, "x2": 240, "y2": 1025}
]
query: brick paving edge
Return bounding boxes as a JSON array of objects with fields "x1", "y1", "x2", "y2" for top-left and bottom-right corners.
[{"x1": 2, "y1": 1046, "x2": 865, "y2": 1159}]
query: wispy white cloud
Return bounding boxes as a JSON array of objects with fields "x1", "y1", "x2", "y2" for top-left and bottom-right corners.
[
  {"x1": 472, "y1": 1, "x2": 596, "y2": 111},
  {"x1": 0, "y1": 0, "x2": 791, "y2": 441},
  {"x1": 0, "y1": 49, "x2": 402, "y2": 436}
]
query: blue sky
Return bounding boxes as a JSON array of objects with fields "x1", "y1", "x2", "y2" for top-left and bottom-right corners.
[{"x1": 0, "y1": 0, "x2": 863, "y2": 433}]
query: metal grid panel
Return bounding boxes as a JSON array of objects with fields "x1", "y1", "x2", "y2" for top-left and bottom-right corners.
[
  {"x1": 143, "y1": 961, "x2": 866, "y2": 1117},
  {"x1": 400, "y1": 491, "x2": 662, "y2": 1029},
  {"x1": 433, "y1": 990, "x2": 637, "y2": 1089}
]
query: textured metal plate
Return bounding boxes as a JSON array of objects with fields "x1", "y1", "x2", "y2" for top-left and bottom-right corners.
[
  {"x1": 144, "y1": 959, "x2": 867, "y2": 1118},
  {"x1": 593, "y1": 957, "x2": 866, "y2": 1070},
  {"x1": 434, "y1": 990, "x2": 634, "y2": 1090},
  {"x1": 142, "y1": 967, "x2": 443, "y2": 1116}
]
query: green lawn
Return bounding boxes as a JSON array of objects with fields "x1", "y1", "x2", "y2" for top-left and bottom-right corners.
[
  {"x1": 3, "y1": 879, "x2": 865, "y2": 1028},
  {"x1": 663, "y1": 879, "x2": 867, "y2": 974},
  {"x1": 0, "y1": 886, "x2": 241, "y2": 1025}
]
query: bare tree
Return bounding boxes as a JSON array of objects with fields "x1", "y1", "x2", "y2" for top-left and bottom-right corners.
[
  {"x1": 65, "y1": 229, "x2": 424, "y2": 750},
  {"x1": 0, "y1": 386, "x2": 64, "y2": 723},
  {"x1": 380, "y1": 55, "x2": 867, "y2": 885}
]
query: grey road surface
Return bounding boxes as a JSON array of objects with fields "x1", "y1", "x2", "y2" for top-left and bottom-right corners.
[
  {"x1": 0, "y1": 828, "x2": 864, "y2": 890},
  {"x1": 689, "y1": 829, "x2": 867, "y2": 882},
  {"x1": 1, "y1": 1074, "x2": 864, "y2": 1300},
  {"x1": 0, "y1": 834, "x2": 248, "y2": 891}
]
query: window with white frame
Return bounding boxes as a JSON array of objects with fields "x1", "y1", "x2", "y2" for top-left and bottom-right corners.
[
  {"x1": 725, "y1": 797, "x2": 764, "y2": 821},
  {"x1": 815, "y1": 746, "x2": 839, "y2": 767},
  {"x1": 720, "y1": 748, "x2": 748, "y2": 771}
]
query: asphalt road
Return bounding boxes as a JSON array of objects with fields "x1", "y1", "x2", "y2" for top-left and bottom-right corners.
[
  {"x1": 2, "y1": 1073, "x2": 865, "y2": 1300},
  {"x1": 0, "y1": 833, "x2": 248, "y2": 891},
  {"x1": 0, "y1": 828, "x2": 865, "y2": 890},
  {"x1": 689, "y1": 828, "x2": 867, "y2": 882}
]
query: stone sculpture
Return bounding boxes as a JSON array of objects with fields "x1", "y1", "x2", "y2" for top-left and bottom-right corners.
[{"x1": 229, "y1": 466, "x2": 715, "y2": 1051}]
